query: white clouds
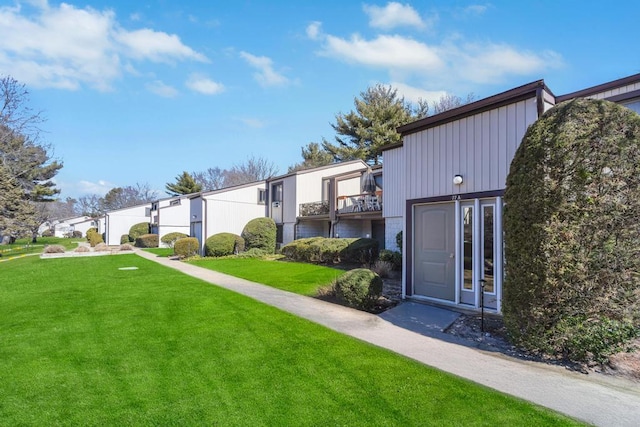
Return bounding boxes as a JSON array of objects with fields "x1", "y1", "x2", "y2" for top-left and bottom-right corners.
[
  {"x1": 306, "y1": 21, "x2": 322, "y2": 40},
  {"x1": 462, "y1": 4, "x2": 489, "y2": 15},
  {"x1": 323, "y1": 34, "x2": 443, "y2": 72},
  {"x1": 77, "y1": 179, "x2": 115, "y2": 195},
  {"x1": 115, "y1": 28, "x2": 208, "y2": 63},
  {"x1": 186, "y1": 74, "x2": 224, "y2": 95},
  {"x1": 310, "y1": 8, "x2": 562, "y2": 90},
  {"x1": 0, "y1": 1, "x2": 207, "y2": 91},
  {"x1": 237, "y1": 117, "x2": 267, "y2": 128},
  {"x1": 145, "y1": 80, "x2": 178, "y2": 98},
  {"x1": 363, "y1": 2, "x2": 426, "y2": 30},
  {"x1": 390, "y1": 81, "x2": 447, "y2": 104},
  {"x1": 239, "y1": 51, "x2": 289, "y2": 87}
]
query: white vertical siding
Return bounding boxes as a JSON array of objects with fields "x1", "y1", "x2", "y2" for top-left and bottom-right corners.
[
  {"x1": 204, "y1": 183, "x2": 267, "y2": 238},
  {"x1": 382, "y1": 146, "x2": 404, "y2": 218},
  {"x1": 404, "y1": 96, "x2": 539, "y2": 199},
  {"x1": 105, "y1": 204, "x2": 150, "y2": 245}
]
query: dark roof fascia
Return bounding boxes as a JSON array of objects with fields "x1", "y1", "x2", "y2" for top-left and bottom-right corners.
[
  {"x1": 397, "y1": 80, "x2": 549, "y2": 137},
  {"x1": 381, "y1": 141, "x2": 403, "y2": 152},
  {"x1": 192, "y1": 180, "x2": 267, "y2": 199},
  {"x1": 556, "y1": 73, "x2": 640, "y2": 102},
  {"x1": 267, "y1": 159, "x2": 368, "y2": 183}
]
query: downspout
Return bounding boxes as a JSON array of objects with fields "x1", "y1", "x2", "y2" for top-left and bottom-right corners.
[
  {"x1": 331, "y1": 217, "x2": 341, "y2": 238},
  {"x1": 202, "y1": 198, "x2": 208, "y2": 256}
]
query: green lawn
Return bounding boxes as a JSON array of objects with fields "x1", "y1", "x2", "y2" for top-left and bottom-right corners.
[
  {"x1": 0, "y1": 255, "x2": 582, "y2": 426},
  {"x1": 143, "y1": 247, "x2": 175, "y2": 257},
  {"x1": 189, "y1": 257, "x2": 344, "y2": 296},
  {"x1": 0, "y1": 237, "x2": 83, "y2": 260}
]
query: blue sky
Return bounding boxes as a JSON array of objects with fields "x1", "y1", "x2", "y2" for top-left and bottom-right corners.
[{"x1": 1, "y1": 0, "x2": 638, "y2": 199}]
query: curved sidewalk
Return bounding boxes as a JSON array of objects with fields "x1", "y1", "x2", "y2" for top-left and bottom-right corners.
[{"x1": 135, "y1": 250, "x2": 640, "y2": 426}]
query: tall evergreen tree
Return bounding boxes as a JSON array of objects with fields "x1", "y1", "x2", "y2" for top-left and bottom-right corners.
[
  {"x1": 0, "y1": 76, "x2": 62, "y2": 202},
  {"x1": 288, "y1": 142, "x2": 334, "y2": 172},
  {"x1": 322, "y1": 84, "x2": 414, "y2": 165},
  {"x1": 0, "y1": 164, "x2": 36, "y2": 242},
  {"x1": 165, "y1": 171, "x2": 202, "y2": 196}
]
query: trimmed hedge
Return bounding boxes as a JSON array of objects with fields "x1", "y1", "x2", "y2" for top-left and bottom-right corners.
[
  {"x1": 174, "y1": 237, "x2": 199, "y2": 258},
  {"x1": 128, "y1": 222, "x2": 149, "y2": 241},
  {"x1": 120, "y1": 234, "x2": 130, "y2": 244},
  {"x1": 503, "y1": 98, "x2": 640, "y2": 363},
  {"x1": 86, "y1": 227, "x2": 103, "y2": 247},
  {"x1": 281, "y1": 237, "x2": 378, "y2": 264},
  {"x1": 135, "y1": 233, "x2": 159, "y2": 248},
  {"x1": 161, "y1": 232, "x2": 189, "y2": 248},
  {"x1": 334, "y1": 268, "x2": 383, "y2": 311},
  {"x1": 241, "y1": 217, "x2": 276, "y2": 254},
  {"x1": 205, "y1": 233, "x2": 245, "y2": 257}
]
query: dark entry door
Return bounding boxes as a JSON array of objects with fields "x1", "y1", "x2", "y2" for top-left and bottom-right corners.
[{"x1": 413, "y1": 203, "x2": 455, "y2": 301}]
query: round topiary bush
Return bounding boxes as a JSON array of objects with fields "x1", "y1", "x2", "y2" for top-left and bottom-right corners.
[
  {"x1": 174, "y1": 237, "x2": 200, "y2": 258},
  {"x1": 241, "y1": 217, "x2": 276, "y2": 254},
  {"x1": 120, "y1": 234, "x2": 130, "y2": 244},
  {"x1": 334, "y1": 268, "x2": 383, "y2": 311},
  {"x1": 161, "y1": 232, "x2": 189, "y2": 248},
  {"x1": 128, "y1": 222, "x2": 149, "y2": 241},
  {"x1": 503, "y1": 98, "x2": 640, "y2": 363},
  {"x1": 205, "y1": 233, "x2": 245, "y2": 257}
]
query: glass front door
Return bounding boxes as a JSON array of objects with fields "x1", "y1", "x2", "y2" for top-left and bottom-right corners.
[{"x1": 458, "y1": 199, "x2": 499, "y2": 310}]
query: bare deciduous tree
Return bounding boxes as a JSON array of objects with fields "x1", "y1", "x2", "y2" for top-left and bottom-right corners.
[
  {"x1": 193, "y1": 167, "x2": 226, "y2": 191},
  {"x1": 223, "y1": 156, "x2": 279, "y2": 187}
]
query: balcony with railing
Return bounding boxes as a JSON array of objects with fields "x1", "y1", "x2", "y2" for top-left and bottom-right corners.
[
  {"x1": 299, "y1": 192, "x2": 382, "y2": 219},
  {"x1": 337, "y1": 193, "x2": 382, "y2": 215},
  {"x1": 299, "y1": 200, "x2": 330, "y2": 217}
]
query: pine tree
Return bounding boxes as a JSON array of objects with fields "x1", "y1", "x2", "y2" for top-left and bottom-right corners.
[
  {"x1": 0, "y1": 164, "x2": 36, "y2": 241},
  {"x1": 322, "y1": 84, "x2": 414, "y2": 165},
  {"x1": 165, "y1": 171, "x2": 202, "y2": 196}
]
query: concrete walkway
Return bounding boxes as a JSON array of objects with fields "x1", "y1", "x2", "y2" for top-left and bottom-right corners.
[{"x1": 135, "y1": 250, "x2": 640, "y2": 426}]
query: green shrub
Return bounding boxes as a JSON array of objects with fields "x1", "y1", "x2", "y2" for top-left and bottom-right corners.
[
  {"x1": 205, "y1": 233, "x2": 245, "y2": 257},
  {"x1": 41, "y1": 229, "x2": 54, "y2": 237},
  {"x1": 503, "y1": 98, "x2": 640, "y2": 363},
  {"x1": 86, "y1": 228, "x2": 103, "y2": 247},
  {"x1": 241, "y1": 217, "x2": 276, "y2": 254},
  {"x1": 174, "y1": 237, "x2": 199, "y2": 258},
  {"x1": 281, "y1": 237, "x2": 378, "y2": 264},
  {"x1": 235, "y1": 248, "x2": 269, "y2": 258},
  {"x1": 135, "y1": 233, "x2": 159, "y2": 248},
  {"x1": 120, "y1": 234, "x2": 130, "y2": 244},
  {"x1": 128, "y1": 222, "x2": 149, "y2": 241},
  {"x1": 396, "y1": 231, "x2": 403, "y2": 253},
  {"x1": 545, "y1": 317, "x2": 639, "y2": 363},
  {"x1": 72, "y1": 230, "x2": 82, "y2": 238},
  {"x1": 161, "y1": 232, "x2": 189, "y2": 248},
  {"x1": 334, "y1": 268, "x2": 383, "y2": 311},
  {"x1": 342, "y1": 238, "x2": 379, "y2": 264},
  {"x1": 379, "y1": 249, "x2": 402, "y2": 270}
]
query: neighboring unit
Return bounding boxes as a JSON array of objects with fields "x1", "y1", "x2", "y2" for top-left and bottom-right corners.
[
  {"x1": 150, "y1": 194, "x2": 194, "y2": 246},
  {"x1": 266, "y1": 160, "x2": 378, "y2": 247},
  {"x1": 189, "y1": 181, "x2": 268, "y2": 255},
  {"x1": 104, "y1": 203, "x2": 151, "y2": 245},
  {"x1": 52, "y1": 215, "x2": 104, "y2": 238}
]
